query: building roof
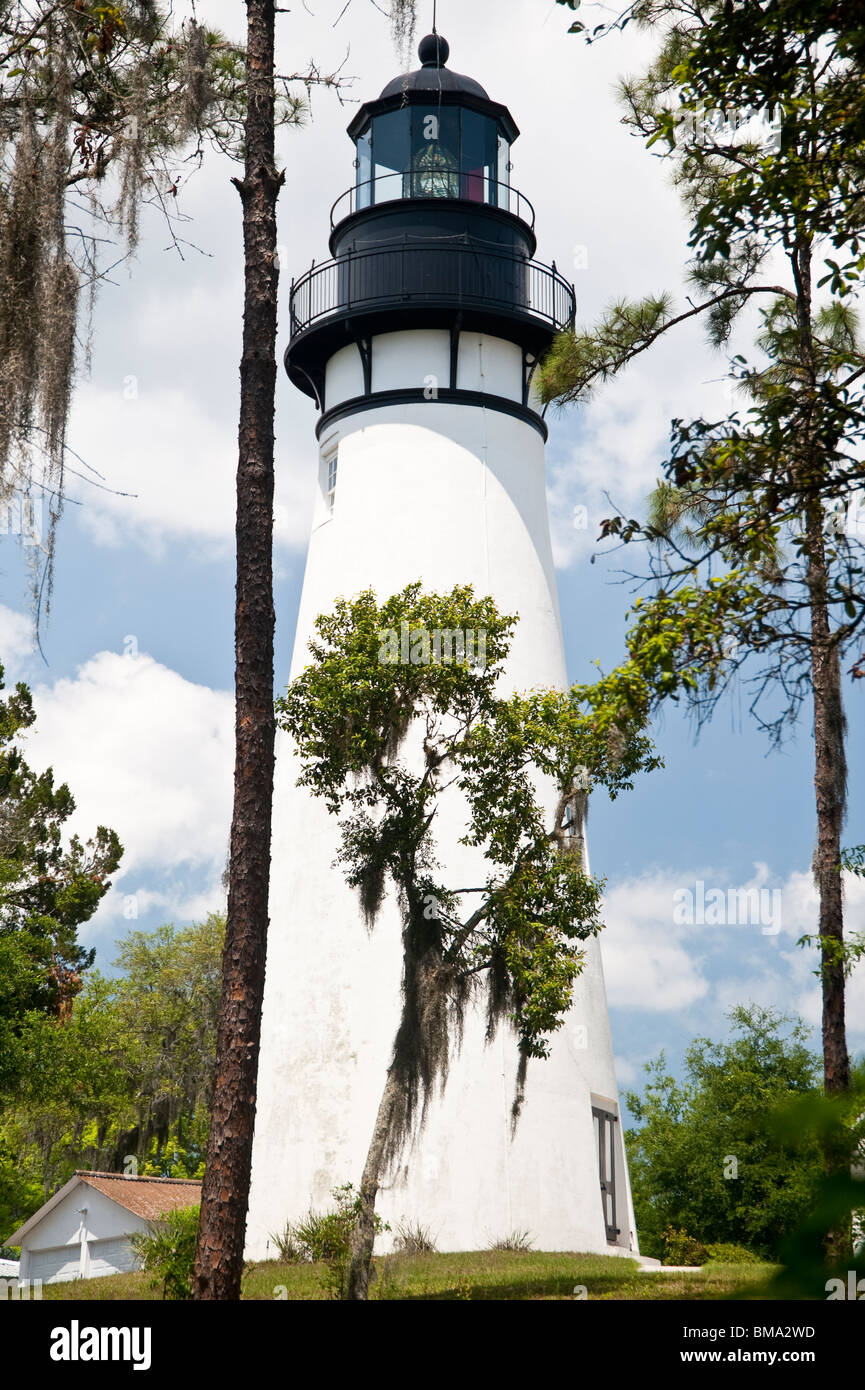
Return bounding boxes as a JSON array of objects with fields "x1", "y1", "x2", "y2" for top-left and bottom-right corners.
[
  {"x1": 5, "y1": 1171, "x2": 201, "y2": 1246},
  {"x1": 347, "y1": 33, "x2": 519, "y2": 146},
  {"x1": 75, "y1": 1172, "x2": 201, "y2": 1221},
  {"x1": 379, "y1": 33, "x2": 490, "y2": 101}
]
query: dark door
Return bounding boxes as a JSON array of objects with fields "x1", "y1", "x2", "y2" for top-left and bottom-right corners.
[{"x1": 592, "y1": 1106, "x2": 620, "y2": 1242}]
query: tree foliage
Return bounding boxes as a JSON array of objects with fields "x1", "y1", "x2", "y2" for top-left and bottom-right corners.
[
  {"x1": 625, "y1": 1005, "x2": 825, "y2": 1260},
  {"x1": 130, "y1": 1202, "x2": 200, "y2": 1300},
  {"x1": 278, "y1": 584, "x2": 659, "y2": 1298},
  {"x1": 0, "y1": 912, "x2": 224, "y2": 1241},
  {"x1": 545, "y1": 6, "x2": 865, "y2": 1177},
  {"x1": 0, "y1": 662, "x2": 121, "y2": 1071}
]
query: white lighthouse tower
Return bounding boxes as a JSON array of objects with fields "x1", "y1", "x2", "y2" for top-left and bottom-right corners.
[{"x1": 246, "y1": 34, "x2": 639, "y2": 1259}]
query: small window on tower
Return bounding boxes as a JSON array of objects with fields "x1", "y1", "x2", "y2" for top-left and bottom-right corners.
[{"x1": 325, "y1": 452, "x2": 338, "y2": 512}]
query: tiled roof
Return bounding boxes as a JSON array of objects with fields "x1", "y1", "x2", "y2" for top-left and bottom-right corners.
[{"x1": 75, "y1": 1171, "x2": 201, "y2": 1221}]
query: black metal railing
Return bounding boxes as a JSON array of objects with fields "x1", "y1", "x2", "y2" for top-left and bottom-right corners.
[
  {"x1": 330, "y1": 173, "x2": 536, "y2": 230},
  {"x1": 290, "y1": 242, "x2": 575, "y2": 337}
]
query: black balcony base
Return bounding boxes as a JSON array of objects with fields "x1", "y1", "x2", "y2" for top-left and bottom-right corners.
[
  {"x1": 314, "y1": 387, "x2": 548, "y2": 441},
  {"x1": 286, "y1": 303, "x2": 560, "y2": 404}
]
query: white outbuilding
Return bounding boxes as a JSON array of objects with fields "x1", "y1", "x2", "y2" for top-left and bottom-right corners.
[{"x1": 6, "y1": 1171, "x2": 201, "y2": 1284}]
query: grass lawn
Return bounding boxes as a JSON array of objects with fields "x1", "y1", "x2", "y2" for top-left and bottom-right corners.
[{"x1": 39, "y1": 1251, "x2": 779, "y2": 1301}]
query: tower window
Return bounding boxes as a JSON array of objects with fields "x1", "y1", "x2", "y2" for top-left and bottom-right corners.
[{"x1": 325, "y1": 452, "x2": 338, "y2": 512}]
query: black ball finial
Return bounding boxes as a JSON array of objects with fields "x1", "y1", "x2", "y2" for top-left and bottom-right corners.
[{"x1": 418, "y1": 32, "x2": 449, "y2": 67}]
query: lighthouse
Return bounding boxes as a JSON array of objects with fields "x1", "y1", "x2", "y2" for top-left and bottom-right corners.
[{"x1": 246, "y1": 34, "x2": 639, "y2": 1258}]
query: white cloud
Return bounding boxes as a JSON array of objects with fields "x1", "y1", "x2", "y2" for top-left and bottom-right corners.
[
  {"x1": 600, "y1": 869, "x2": 711, "y2": 1011},
  {"x1": 68, "y1": 385, "x2": 316, "y2": 558},
  {"x1": 713, "y1": 866, "x2": 865, "y2": 1043},
  {"x1": 601, "y1": 861, "x2": 865, "y2": 1048},
  {"x1": 0, "y1": 603, "x2": 37, "y2": 679},
  {"x1": 24, "y1": 650, "x2": 234, "y2": 936},
  {"x1": 98, "y1": 881, "x2": 226, "y2": 935},
  {"x1": 546, "y1": 343, "x2": 747, "y2": 570},
  {"x1": 547, "y1": 369, "x2": 673, "y2": 568}
]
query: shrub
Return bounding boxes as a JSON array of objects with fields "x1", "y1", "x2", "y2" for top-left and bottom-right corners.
[
  {"x1": 705, "y1": 1242, "x2": 764, "y2": 1264},
  {"x1": 394, "y1": 1220, "x2": 437, "y2": 1254},
  {"x1": 130, "y1": 1204, "x2": 200, "y2": 1300},
  {"x1": 269, "y1": 1222, "x2": 305, "y2": 1263},
  {"x1": 488, "y1": 1229, "x2": 534, "y2": 1252},
  {"x1": 625, "y1": 1009, "x2": 824, "y2": 1262},
  {"x1": 271, "y1": 1184, "x2": 389, "y2": 1297},
  {"x1": 294, "y1": 1204, "x2": 355, "y2": 1263},
  {"x1": 661, "y1": 1225, "x2": 708, "y2": 1266}
]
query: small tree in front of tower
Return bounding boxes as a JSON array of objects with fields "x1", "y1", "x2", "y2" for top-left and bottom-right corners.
[{"x1": 277, "y1": 583, "x2": 659, "y2": 1300}]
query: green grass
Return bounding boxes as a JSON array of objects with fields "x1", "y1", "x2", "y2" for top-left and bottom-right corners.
[{"x1": 39, "y1": 1251, "x2": 779, "y2": 1301}]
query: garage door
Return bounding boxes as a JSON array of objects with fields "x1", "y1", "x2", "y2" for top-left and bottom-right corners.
[
  {"x1": 29, "y1": 1245, "x2": 81, "y2": 1284},
  {"x1": 88, "y1": 1237, "x2": 140, "y2": 1279}
]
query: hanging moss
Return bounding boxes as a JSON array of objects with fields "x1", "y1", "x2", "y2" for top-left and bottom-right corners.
[
  {"x1": 0, "y1": 4, "x2": 259, "y2": 629},
  {"x1": 390, "y1": 0, "x2": 417, "y2": 70}
]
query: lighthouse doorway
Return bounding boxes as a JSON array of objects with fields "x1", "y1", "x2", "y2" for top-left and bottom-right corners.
[{"x1": 592, "y1": 1104, "x2": 620, "y2": 1243}]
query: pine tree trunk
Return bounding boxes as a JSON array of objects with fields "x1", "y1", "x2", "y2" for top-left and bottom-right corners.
[
  {"x1": 808, "y1": 524, "x2": 851, "y2": 1262},
  {"x1": 192, "y1": 0, "x2": 283, "y2": 1302},
  {"x1": 794, "y1": 229, "x2": 850, "y2": 1258},
  {"x1": 793, "y1": 240, "x2": 850, "y2": 1099},
  {"x1": 810, "y1": 593, "x2": 849, "y2": 1096},
  {"x1": 345, "y1": 1065, "x2": 402, "y2": 1300}
]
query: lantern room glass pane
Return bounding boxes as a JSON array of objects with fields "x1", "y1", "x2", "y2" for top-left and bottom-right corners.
[
  {"x1": 410, "y1": 106, "x2": 460, "y2": 198},
  {"x1": 498, "y1": 134, "x2": 510, "y2": 191},
  {"x1": 363, "y1": 106, "x2": 514, "y2": 211},
  {"x1": 356, "y1": 130, "x2": 372, "y2": 208},
  {"x1": 496, "y1": 134, "x2": 511, "y2": 213},
  {"x1": 461, "y1": 109, "x2": 497, "y2": 204},
  {"x1": 371, "y1": 109, "x2": 411, "y2": 204}
]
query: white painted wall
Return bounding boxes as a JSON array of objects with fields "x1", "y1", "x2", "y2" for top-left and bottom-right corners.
[
  {"x1": 456, "y1": 331, "x2": 522, "y2": 398},
  {"x1": 247, "y1": 363, "x2": 638, "y2": 1259},
  {"x1": 370, "y1": 329, "x2": 450, "y2": 394},
  {"x1": 17, "y1": 1185, "x2": 148, "y2": 1284},
  {"x1": 323, "y1": 330, "x2": 526, "y2": 411},
  {"x1": 324, "y1": 341, "x2": 365, "y2": 406}
]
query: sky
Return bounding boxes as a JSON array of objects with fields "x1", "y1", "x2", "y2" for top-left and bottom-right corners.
[{"x1": 1, "y1": 0, "x2": 862, "y2": 1100}]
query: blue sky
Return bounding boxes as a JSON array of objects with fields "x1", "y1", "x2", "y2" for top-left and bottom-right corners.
[{"x1": 2, "y1": 0, "x2": 862, "y2": 1101}]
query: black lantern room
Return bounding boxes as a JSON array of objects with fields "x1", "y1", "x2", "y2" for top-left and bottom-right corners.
[{"x1": 285, "y1": 35, "x2": 575, "y2": 433}]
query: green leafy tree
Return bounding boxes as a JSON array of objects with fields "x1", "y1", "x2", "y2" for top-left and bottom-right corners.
[
  {"x1": 130, "y1": 1203, "x2": 200, "y2": 1300},
  {"x1": 545, "y1": 2, "x2": 865, "y2": 1253},
  {"x1": 625, "y1": 1006, "x2": 825, "y2": 1259},
  {"x1": 1, "y1": 973, "x2": 130, "y2": 1212},
  {"x1": 107, "y1": 914, "x2": 224, "y2": 1173},
  {"x1": 0, "y1": 913, "x2": 223, "y2": 1239},
  {"x1": 0, "y1": 663, "x2": 121, "y2": 1060},
  {"x1": 277, "y1": 584, "x2": 658, "y2": 1300}
]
